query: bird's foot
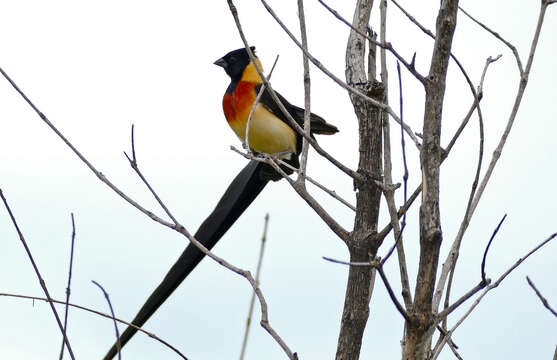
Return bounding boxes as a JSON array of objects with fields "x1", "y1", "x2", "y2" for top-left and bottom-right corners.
[{"x1": 269, "y1": 150, "x2": 293, "y2": 160}]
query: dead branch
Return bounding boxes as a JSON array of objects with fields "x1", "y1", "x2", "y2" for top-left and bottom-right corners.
[
  {"x1": 0, "y1": 292, "x2": 188, "y2": 360},
  {"x1": 526, "y1": 276, "x2": 557, "y2": 318},
  {"x1": 258, "y1": 0, "x2": 422, "y2": 149},
  {"x1": 226, "y1": 0, "x2": 362, "y2": 181},
  {"x1": 59, "y1": 213, "x2": 76, "y2": 360},
  {"x1": 434, "y1": 0, "x2": 552, "y2": 313},
  {"x1": 239, "y1": 214, "x2": 270, "y2": 360},
  {"x1": 0, "y1": 189, "x2": 76, "y2": 360},
  {"x1": 92, "y1": 281, "x2": 121, "y2": 360},
  {"x1": 0, "y1": 64, "x2": 297, "y2": 360},
  {"x1": 432, "y1": 232, "x2": 557, "y2": 359}
]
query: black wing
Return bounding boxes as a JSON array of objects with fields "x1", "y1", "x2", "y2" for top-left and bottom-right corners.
[{"x1": 255, "y1": 84, "x2": 338, "y2": 135}]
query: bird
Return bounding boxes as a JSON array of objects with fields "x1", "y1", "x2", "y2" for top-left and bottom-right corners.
[
  {"x1": 214, "y1": 46, "x2": 338, "y2": 178},
  {"x1": 103, "y1": 47, "x2": 338, "y2": 359}
]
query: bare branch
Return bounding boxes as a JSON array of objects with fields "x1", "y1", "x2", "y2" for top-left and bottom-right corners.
[
  {"x1": 251, "y1": 150, "x2": 350, "y2": 242},
  {"x1": 230, "y1": 146, "x2": 356, "y2": 212},
  {"x1": 0, "y1": 61, "x2": 296, "y2": 360},
  {"x1": 124, "y1": 150, "x2": 298, "y2": 358},
  {"x1": 377, "y1": 53, "x2": 497, "y2": 245},
  {"x1": 258, "y1": 0, "x2": 422, "y2": 149},
  {"x1": 0, "y1": 189, "x2": 76, "y2": 360},
  {"x1": 390, "y1": 0, "x2": 479, "y2": 103},
  {"x1": 458, "y1": 6, "x2": 523, "y2": 74},
  {"x1": 481, "y1": 214, "x2": 507, "y2": 284},
  {"x1": 434, "y1": 54, "x2": 501, "y2": 312},
  {"x1": 245, "y1": 55, "x2": 280, "y2": 153},
  {"x1": 59, "y1": 213, "x2": 76, "y2": 360},
  {"x1": 124, "y1": 125, "x2": 178, "y2": 225},
  {"x1": 526, "y1": 276, "x2": 557, "y2": 318},
  {"x1": 436, "y1": 280, "x2": 490, "y2": 321},
  {"x1": 469, "y1": 1, "x2": 550, "y2": 216},
  {"x1": 434, "y1": 0, "x2": 553, "y2": 313},
  {"x1": 378, "y1": 0, "x2": 412, "y2": 309},
  {"x1": 0, "y1": 67, "x2": 175, "y2": 229},
  {"x1": 0, "y1": 292, "x2": 188, "y2": 360},
  {"x1": 296, "y1": 0, "x2": 312, "y2": 182},
  {"x1": 226, "y1": 0, "x2": 363, "y2": 181},
  {"x1": 239, "y1": 214, "x2": 270, "y2": 360},
  {"x1": 432, "y1": 232, "x2": 557, "y2": 359},
  {"x1": 322, "y1": 257, "x2": 410, "y2": 323},
  {"x1": 317, "y1": 0, "x2": 426, "y2": 83},
  {"x1": 92, "y1": 281, "x2": 121, "y2": 360}
]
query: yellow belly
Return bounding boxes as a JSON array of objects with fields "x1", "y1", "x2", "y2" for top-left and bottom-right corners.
[{"x1": 230, "y1": 103, "x2": 297, "y2": 157}]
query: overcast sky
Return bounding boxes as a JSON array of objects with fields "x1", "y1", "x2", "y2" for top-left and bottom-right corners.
[{"x1": 1, "y1": 1, "x2": 556, "y2": 359}]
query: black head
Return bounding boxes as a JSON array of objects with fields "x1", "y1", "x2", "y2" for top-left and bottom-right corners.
[{"x1": 214, "y1": 46, "x2": 256, "y2": 82}]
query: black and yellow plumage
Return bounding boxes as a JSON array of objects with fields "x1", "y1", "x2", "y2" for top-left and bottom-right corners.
[{"x1": 215, "y1": 47, "x2": 338, "y2": 175}]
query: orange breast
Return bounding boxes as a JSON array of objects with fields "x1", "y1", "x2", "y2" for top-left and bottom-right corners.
[
  {"x1": 222, "y1": 81, "x2": 296, "y2": 156},
  {"x1": 222, "y1": 81, "x2": 257, "y2": 126}
]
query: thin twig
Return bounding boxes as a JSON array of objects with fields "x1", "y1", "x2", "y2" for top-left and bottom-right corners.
[
  {"x1": 390, "y1": 0, "x2": 479, "y2": 102},
  {"x1": 239, "y1": 214, "x2": 270, "y2": 360},
  {"x1": 0, "y1": 292, "x2": 188, "y2": 360},
  {"x1": 378, "y1": 0, "x2": 412, "y2": 309},
  {"x1": 226, "y1": 0, "x2": 363, "y2": 182},
  {"x1": 376, "y1": 265, "x2": 411, "y2": 323},
  {"x1": 436, "y1": 280, "x2": 490, "y2": 320},
  {"x1": 231, "y1": 145, "x2": 356, "y2": 212},
  {"x1": 258, "y1": 0, "x2": 422, "y2": 149},
  {"x1": 296, "y1": 0, "x2": 311, "y2": 183},
  {"x1": 0, "y1": 67, "x2": 175, "y2": 229},
  {"x1": 0, "y1": 189, "x2": 76, "y2": 360},
  {"x1": 248, "y1": 149, "x2": 350, "y2": 242},
  {"x1": 398, "y1": 61, "x2": 409, "y2": 240},
  {"x1": 322, "y1": 257, "x2": 410, "y2": 323},
  {"x1": 440, "y1": 55, "x2": 496, "y2": 316},
  {"x1": 0, "y1": 61, "x2": 296, "y2": 360},
  {"x1": 481, "y1": 214, "x2": 507, "y2": 284},
  {"x1": 447, "y1": 339, "x2": 464, "y2": 360},
  {"x1": 59, "y1": 213, "x2": 76, "y2": 360},
  {"x1": 468, "y1": 1, "x2": 550, "y2": 219},
  {"x1": 434, "y1": 0, "x2": 551, "y2": 313},
  {"x1": 526, "y1": 276, "x2": 557, "y2": 317},
  {"x1": 377, "y1": 59, "x2": 491, "y2": 244},
  {"x1": 124, "y1": 125, "x2": 178, "y2": 225},
  {"x1": 435, "y1": 325, "x2": 460, "y2": 350},
  {"x1": 432, "y1": 232, "x2": 557, "y2": 359},
  {"x1": 245, "y1": 55, "x2": 280, "y2": 152},
  {"x1": 92, "y1": 281, "x2": 121, "y2": 360},
  {"x1": 123, "y1": 150, "x2": 297, "y2": 358},
  {"x1": 380, "y1": 61, "x2": 410, "y2": 267},
  {"x1": 434, "y1": 54, "x2": 499, "y2": 312},
  {"x1": 317, "y1": 0, "x2": 426, "y2": 83},
  {"x1": 458, "y1": 6, "x2": 524, "y2": 75}
]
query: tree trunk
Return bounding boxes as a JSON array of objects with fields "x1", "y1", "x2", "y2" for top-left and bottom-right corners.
[
  {"x1": 403, "y1": 1, "x2": 459, "y2": 359},
  {"x1": 335, "y1": 1, "x2": 384, "y2": 359}
]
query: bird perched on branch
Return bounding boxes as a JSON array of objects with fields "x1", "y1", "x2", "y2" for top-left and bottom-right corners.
[
  {"x1": 214, "y1": 46, "x2": 338, "y2": 178},
  {"x1": 103, "y1": 46, "x2": 338, "y2": 359}
]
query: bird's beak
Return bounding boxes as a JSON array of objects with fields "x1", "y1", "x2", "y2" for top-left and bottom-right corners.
[{"x1": 213, "y1": 57, "x2": 227, "y2": 69}]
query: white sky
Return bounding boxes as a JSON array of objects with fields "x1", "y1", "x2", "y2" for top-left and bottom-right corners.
[{"x1": 1, "y1": 1, "x2": 556, "y2": 359}]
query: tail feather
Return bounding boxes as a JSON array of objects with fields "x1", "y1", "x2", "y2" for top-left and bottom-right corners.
[{"x1": 103, "y1": 160, "x2": 269, "y2": 360}]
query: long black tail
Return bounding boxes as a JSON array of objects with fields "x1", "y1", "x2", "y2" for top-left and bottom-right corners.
[{"x1": 104, "y1": 160, "x2": 270, "y2": 359}]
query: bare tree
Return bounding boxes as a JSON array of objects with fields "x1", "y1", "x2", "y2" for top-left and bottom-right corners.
[{"x1": 1, "y1": 1, "x2": 555, "y2": 359}]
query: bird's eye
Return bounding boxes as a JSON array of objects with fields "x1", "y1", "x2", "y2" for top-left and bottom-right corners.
[{"x1": 229, "y1": 56, "x2": 236, "y2": 63}]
